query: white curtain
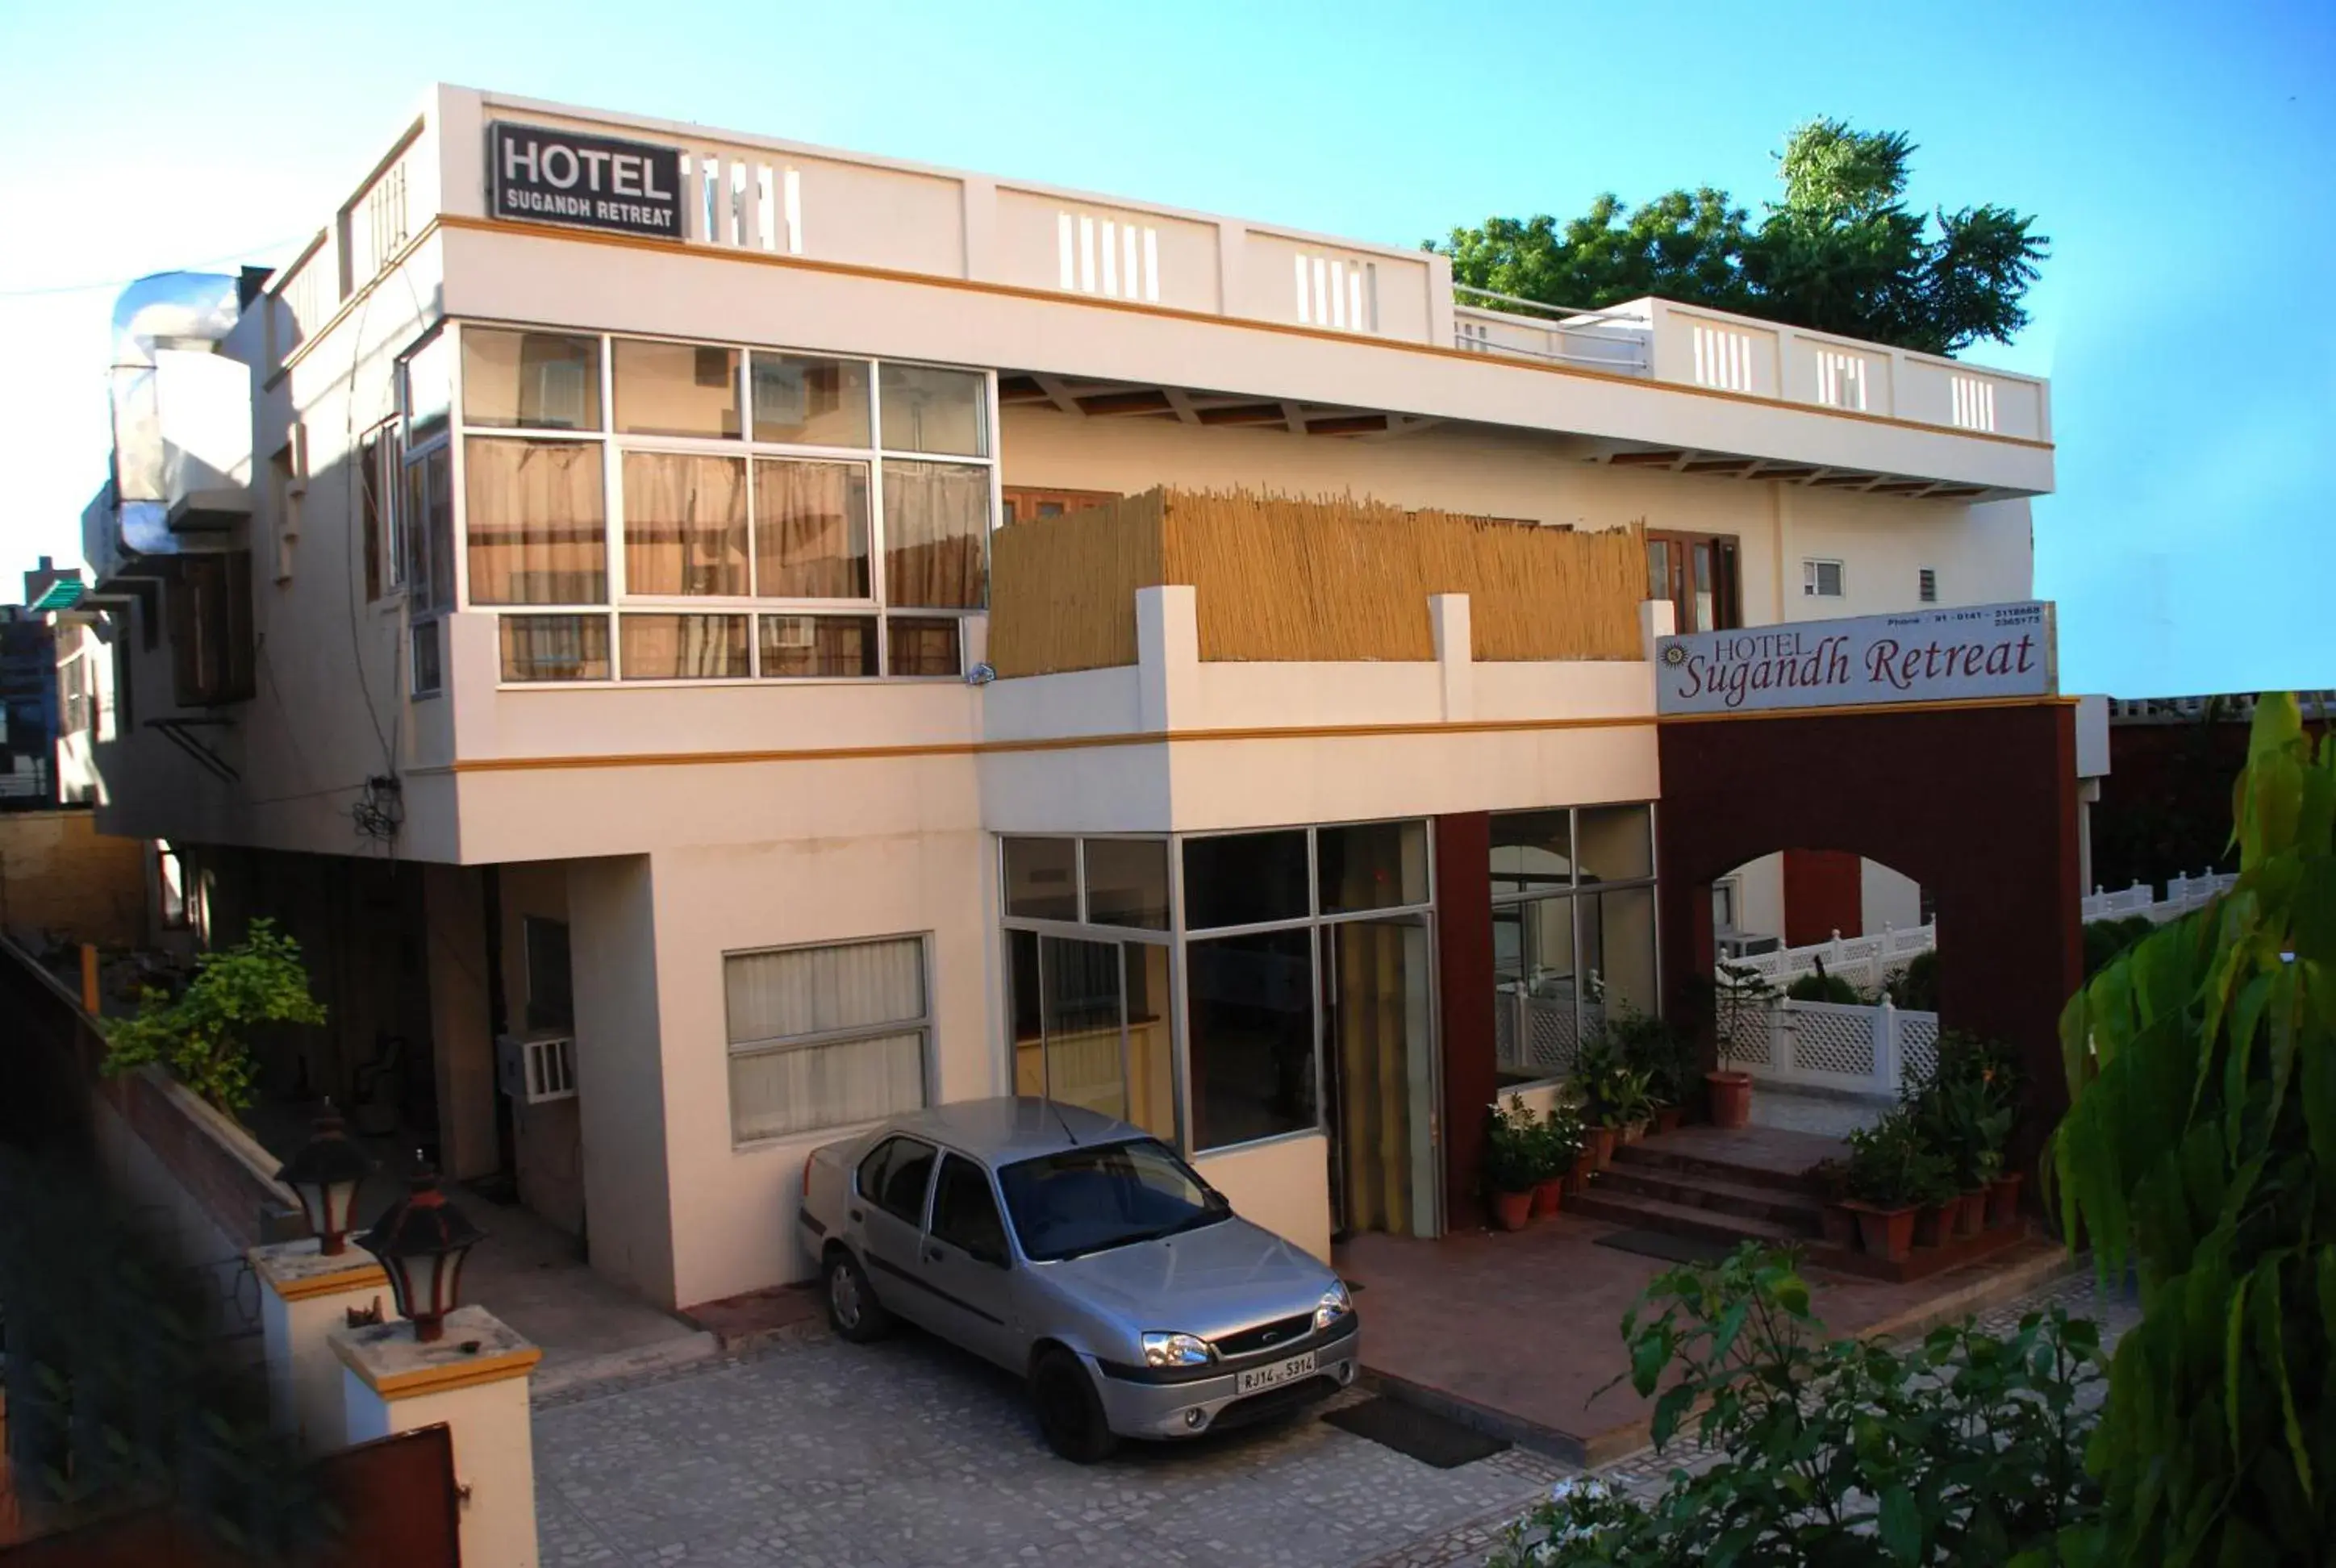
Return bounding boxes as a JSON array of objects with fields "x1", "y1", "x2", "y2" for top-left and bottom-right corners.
[
  {"x1": 622, "y1": 452, "x2": 748, "y2": 596},
  {"x1": 725, "y1": 938, "x2": 928, "y2": 1141},
  {"x1": 729, "y1": 1032, "x2": 925, "y2": 1143},
  {"x1": 725, "y1": 937, "x2": 924, "y2": 1043}
]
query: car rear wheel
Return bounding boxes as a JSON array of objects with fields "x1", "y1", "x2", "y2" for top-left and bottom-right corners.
[
  {"x1": 824, "y1": 1249, "x2": 893, "y2": 1343},
  {"x1": 1031, "y1": 1348, "x2": 1120, "y2": 1464}
]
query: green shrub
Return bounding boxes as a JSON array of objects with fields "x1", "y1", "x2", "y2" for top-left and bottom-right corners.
[
  {"x1": 1784, "y1": 966, "x2": 1860, "y2": 1003},
  {"x1": 102, "y1": 919, "x2": 326, "y2": 1113},
  {"x1": 1486, "y1": 1245, "x2": 2105, "y2": 1566},
  {"x1": 1598, "y1": 1010, "x2": 1697, "y2": 1106},
  {"x1": 1888, "y1": 947, "x2": 1940, "y2": 1011},
  {"x1": 2079, "y1": 915, "x2": 2158, "y2": 978},
  {"x1": 1484, "y1": 1095, "x2": 1546, "y2": 1192},
  {"x1": 1844, "y1": 1107, "x2": 1955, "y2": 1208}
]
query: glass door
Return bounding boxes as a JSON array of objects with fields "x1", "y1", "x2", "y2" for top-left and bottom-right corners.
[{"x1": 1320, "y1": 919, "x2": 1439, "y2": 1240}]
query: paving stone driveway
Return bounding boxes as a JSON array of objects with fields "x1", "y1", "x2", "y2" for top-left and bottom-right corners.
[{"x1": 533, "y1": 1328, "x2": 1565, "y2": 1567}]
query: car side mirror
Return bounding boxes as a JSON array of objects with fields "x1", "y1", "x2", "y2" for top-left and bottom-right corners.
[{"x1": 1203, "y1": 1187, "x2": 1232, "y2": 1213}]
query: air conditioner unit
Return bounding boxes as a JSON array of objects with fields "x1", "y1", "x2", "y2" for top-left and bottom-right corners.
[{"x1": 496, "y1": 1032, "x2": 578, "y2": 1104}]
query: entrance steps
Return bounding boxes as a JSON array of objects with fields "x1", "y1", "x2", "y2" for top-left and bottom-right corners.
[{"x1": 1567, "y1": 1126, "x2": 1838, "y2": 1252}]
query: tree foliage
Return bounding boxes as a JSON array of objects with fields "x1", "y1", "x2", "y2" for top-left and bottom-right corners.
[
  {"x1": 102, "y1": 918, "x2": 325, "y2": 1112},
  {"x1": 2048, "y1": 692, "x2": 2334, "y2": 1565},
  {"x1": 1487, "y1": 1245, "x2": 2104, "y2": 1566},
  {"x1": 1431, "y1": 119, "x2": 2048, "y2": 356}
]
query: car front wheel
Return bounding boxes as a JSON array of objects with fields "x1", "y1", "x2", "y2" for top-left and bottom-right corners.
[
  {"x1": 1031, "y1": 1348, "x2": 1120, "y2": 1464},
  {"x1": 824, "y1": 1249, "x2": 893, "y2": 1343}
]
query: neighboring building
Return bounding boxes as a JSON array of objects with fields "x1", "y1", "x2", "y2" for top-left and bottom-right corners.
[
  {"x1": 76, "y1": 86, "x2": 2061, "y2": 1312},
  {"x1": 0, "y1": 558, "x2": 91, "y2": 810}
]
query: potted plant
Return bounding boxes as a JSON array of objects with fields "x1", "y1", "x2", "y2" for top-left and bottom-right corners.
[
  {"x1": 1612, "y1": 1069, "x2": 1656, "y2": 1145},
  {"x1": 1907, "y1": 1034, "x2": 2016, "y2": 1241},
  {"x1": 1706, "y1": 961, "x2": 1773, "y2": 1130},
  {"x1": 1573, "y1": 1036, "x2": 1625, "y2": 1170},
  {"x1": 1841, "y1": 1110, "x2": 1949, "y2": 1261},
  {"x1": 1534, "y1": 1097, "x2": 1585, "y2": 1217},
  {"x1": 1605, "y1": 1011, "x2": 1694, "y2": 1133},
  {"x1": 1987, "y1": 1161, "x2": 2025, "y2": 1228},
  {"x1": 1806, "y1": 1157, "x2": 1857, "y2": 1248},
  {"x1": 1910, "y1": 1152, "x2": 1962, "y2": 1247},
  {"x1": 1484, "y1": 1097, "x2": 1541, "y2": 1231}
]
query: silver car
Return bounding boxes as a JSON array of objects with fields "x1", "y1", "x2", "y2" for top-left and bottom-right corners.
[{"x1": 799, "y1": 1097, "x2": 1359, "y2": 1462}]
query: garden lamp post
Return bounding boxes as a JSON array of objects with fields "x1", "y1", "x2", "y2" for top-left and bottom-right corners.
[
  {"x1": 273, "y1": 1103, "x2": 373, "y2": 1255},
  {"x1": 356, "y1": 1161, "x2": 485, "y2": 1342}
]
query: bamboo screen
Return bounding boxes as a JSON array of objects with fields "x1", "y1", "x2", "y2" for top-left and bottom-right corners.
[{"x1": 986, "y1": 487, "x2": 1649, "y2": 677}]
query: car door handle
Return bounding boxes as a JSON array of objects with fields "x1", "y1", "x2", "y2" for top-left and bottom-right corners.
[{"x1": 923, "y1": 1245, "x2": 943, "y2": 1262}]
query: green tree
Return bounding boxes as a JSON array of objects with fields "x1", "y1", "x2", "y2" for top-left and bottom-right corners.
[
  {"x1": 102, "y1": 918, "x2": 325, "y2": 1113},
  {"x1": 1430, "y1": 119, "x2": 2047, "y2": 355},
  {"x1": 2047, "y1": 693, "x2": 2334, "y2": 1565}
]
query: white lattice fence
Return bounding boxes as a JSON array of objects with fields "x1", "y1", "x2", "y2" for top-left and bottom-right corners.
[
  {"x1": 1737, "y1": 997, "x2": 1938, "y2": 1097},
  {"x1": 1900, "y1": 1011, "x2": 1941, "y2": 1086},
  {"x1": 1720, "y1": 999, "x2": 1773, "y2": 1069},
  {"x1": 1737, "y1": 924, "x2": 1934, "y2": 994},
  {"x1": 1788, "y1": 1000, "x2": 1880, "y2": 1078}
]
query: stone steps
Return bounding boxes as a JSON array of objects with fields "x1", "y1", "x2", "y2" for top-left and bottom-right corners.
[
  {"x1": 1590, "y1": 1165, "x2": 1827, "y2": 1237},
  {"x1": 1608, "y1": 1137, "x2": 1824, "y2": 1195},
  {"x1": 1566, "y1": 1186, "x2": 1810, "y2": 1249}
]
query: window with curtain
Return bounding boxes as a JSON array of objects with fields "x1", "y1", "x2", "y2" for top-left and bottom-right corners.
[
  {"x1": 464, "y1": 438, "x2": 606, "y2": 604},
  {"x1": 750, "y1": 352, "x2": 870, "y2": 447},
  {"x1": 724, "y1": 936, "x2": 930, "y2": 1144},
  {"x1": 753, "y1": 458, "x2": 869, "y2": 598},
  {"x1": 500, "y1": 614, "x2": 610, "y2": 682},
  {"x1": 615, "y1": 338, "x2": 740, "y2": 438},
  {"x1": 622, "y1": 452, "x2": 748, "y2": 597},
  {"x1": 879, "y1": 364, "x2": 987, "y2": 455},
  {"x1": 403, "y1": 445, "x2": 453, "y2": 612},
  {"x1": 619, "y1": 613, "x2": 749, "y2": 679},
  {"x1": 882, "y1": 461, "x2": 987, "y2": 609},
  {"x1": 758, "y1": 614, "x2": 875, "y2": 678},
  {"x1": 886, "y1": 617, "x2": 961, "y2": 678},
  {"x1": 463, "y1": 328, "x2": 602, "y2": 430}
]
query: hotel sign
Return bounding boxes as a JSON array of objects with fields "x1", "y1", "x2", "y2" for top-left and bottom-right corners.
[
  {"x1": 1656, "y1": 601, "x2": 2056, "y2": 716},
  {"x1": 489, "y1": 123, "x2": 682, "y2": 240}
]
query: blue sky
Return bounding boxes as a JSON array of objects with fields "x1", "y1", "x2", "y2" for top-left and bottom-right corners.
[{"x1": 1, "y1": 0, "x2": 2327, "y2": 695}]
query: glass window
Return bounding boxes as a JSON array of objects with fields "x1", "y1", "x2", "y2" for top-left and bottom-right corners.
[
  {"x1": 621, "y1": 452, "x2": 748, "y2": 596},
  {"x1": 1493, "y1": 895, "x2": 1578, "y2": 1085},
  {"x1": 614, "y1": 338, "x2": 740, "y2": 438},
  {"x1": 728, "y1": 937, "x2": 929, "y2": 1145},
  {"x1": 880, "y1": 363, "x2": 987, "y2": 456},
  {"x1": 882, "y1": 461, "x2": 988, "y2": 609},
  {"x1": 1577, "y1": 805, "x2": 1654, "y2": 884},
  {"x1": 1318, "y1": 821, "x2": 1429, "y2": 913},
  {"x1": 464, "y1": 439, "x2": 605, "y2": 604},
  {"x1": 1490, "y1": 810, "x2": 1573, "y2": 897},
  {"x1": 753, "y1": 459, "x2": 869, "y2": 598},
  {"x1": 1583, "y1": 886, "x2": 1658, "y2": 1027},
  {"x1": 404, "y1": 445, "x2": 455, "y2": 611},
  {"x1": 1083, "y1": 839, "x2": 1169, "y2": 930},
  {"x1": 403, "y1": 331, "x2": 452, "y2": 444},
  {"x1": 857, "y1": 1136, "x2": 938, "y2": 1224},
  {"x1": 410, "y1": 619, "x2": 442, "y2": 697},
  {"x1": 1187, "y1": 928, "x2": 1316, "y2": 1150},
  {"x1": 523, "y1": 917, "x2": 574, "y2": 1030},
  {"x1": 462, "y1": 328, "x2": 601, "y2": 430},
  {"x1": 1003, "y1": 837, "x2": 1078, "y2": 921},
  {"x1": 886, "y1": 616, "x2": 961, "y2": 678},
  {"x1": 930, "y1": 1154, "x2": 1008, "y2": 1260},
  {"x1": 751, "y1": 352, "x2": 871, "y2": 447},
  {"x1": 1039, "y1": 936, "x2": 1127, "y2": 1123},
  {"x1": 1183, "y1": 831, "x2": 1309, "y2": 930},
  {"x1": 759, "y1": 614, "x2": 875, "y2": 678},
  {"x1": 500, "y1": 614, "x2": 610, "y2": 682},
  {"x1": 619, "y1": 613, "x2": 749, "y2": 679},
  {"x1": 996, "y1": 1140, "x2": 1223, "y2": 1263}
]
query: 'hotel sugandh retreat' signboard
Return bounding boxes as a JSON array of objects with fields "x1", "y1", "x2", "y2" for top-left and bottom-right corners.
[
  {"x1": 1655, "y1": 601, "x2": 2056, "y2": 716},
  {"x1": 489, "y1": 123, "x2": 683, "y2": 240}
]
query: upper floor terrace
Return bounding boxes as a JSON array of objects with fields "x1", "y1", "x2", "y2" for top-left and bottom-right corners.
[{"x1": 265, "y1": 87, "x2": 2052, "y2": 507}]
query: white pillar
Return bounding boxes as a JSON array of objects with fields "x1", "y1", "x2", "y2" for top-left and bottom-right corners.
[
  {"x1": 1135, "y1": 583, "x2": 1199, "y2": 733},
  {"x1": 1429, "y1": 593, "x2": 1473, "y2": 721},
  {"x1": 250, "y1": 1238, "x2": 398, "y2": 1453},
  {"x1": 1637, "y1": 597, "x2": 1676, "y2": 664},
  {"x1": 1875, "y1": 999, "x2": 1901, "y2": 1095},
  {"x1": 332, "y1": 1307, "x2": 541, "y2": 1568}
]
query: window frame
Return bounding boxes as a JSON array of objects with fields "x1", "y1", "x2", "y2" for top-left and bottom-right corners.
[
  {"x1": 1487, "y1": 801, "x2": 1663, "y2": 1095},
  {"x1": 1802, "y1": 557, "x2": 1846, "y2": 599},
  {"x1": 722, "y1": 932, "x2": 936, "y2": 1150},
  {"x1": 445, "y1": 320, "x2": 998, "y2": 686}
]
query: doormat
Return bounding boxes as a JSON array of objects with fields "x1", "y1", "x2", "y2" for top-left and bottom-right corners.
[
  {"x1": 1322, "y1": 1397, "x2": 1509, "y2": 1469},
  {"x1": 1594, "y1": 1228, "x2": 1736, "y2": 1266}
]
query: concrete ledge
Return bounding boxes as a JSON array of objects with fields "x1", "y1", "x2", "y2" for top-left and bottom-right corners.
[{"x1": 528, "y1": 1330, "x2": 720, "y2": 1400}]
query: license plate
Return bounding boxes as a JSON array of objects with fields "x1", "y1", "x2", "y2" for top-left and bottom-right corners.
[{"x1": 1236, "y1": 1352, "x2": 1316, "y2": 1395}]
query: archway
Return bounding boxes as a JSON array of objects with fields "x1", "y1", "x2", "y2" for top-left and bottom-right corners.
[{"x1": 1657, "y1": 699, "x2": 2084, "y2": 1186}]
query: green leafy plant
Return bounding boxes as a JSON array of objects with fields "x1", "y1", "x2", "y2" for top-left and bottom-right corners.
[
  {"x1": 101, "y1": 919, "x2": 326, "y2": 1113},
  {"x1": 1486, "y1": 1244, "x2": 2104, "y2": 1566},
  {"x1": 2046, "y1": 693, "x2": 2335, "y2": 1566},
  {"x1": 1537, "y1": 1091, "x2": 1587, "y2": 1174},
  {"x1": 1712, "y1": 959, "x2": 1775, "y2": 1072},
  {"x1": 1888, "y1": 947, "x2": 1940, "y2": 1011},
  {"x1": 1485, "y1": 1095, "x2": 1546, "y2": 1193},
  {"x1": 2079, "y1": 915, "x2": 2158, "y2": 979},
  {"x1": 1600, "y1": 1010, "x2": 1696, "y2": 1106},
  {"x1": 1844, "y1": 1107, "x2": 1954, "y2": 1209}
]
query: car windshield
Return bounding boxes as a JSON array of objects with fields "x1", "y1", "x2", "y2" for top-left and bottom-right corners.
[{"x1": 995, "y1": 1138, "x2": 1228, "y2": 1263}]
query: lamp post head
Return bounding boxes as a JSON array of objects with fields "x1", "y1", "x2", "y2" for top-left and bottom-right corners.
[
  {"x1": 272, "y1": 1103, "x2": 373, "y2": 1255},
  {"x1": 355, "y1": 1160, "x2": 484, "y2": 1342}
]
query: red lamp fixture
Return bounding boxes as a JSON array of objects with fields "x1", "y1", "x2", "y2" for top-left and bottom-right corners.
[
  {"x1": 273, "y1": 1104, "x2": 373, "y2": 1255},
  {"x1": 356, "y1": 1162, "x2": 485, "y2": 1342}
]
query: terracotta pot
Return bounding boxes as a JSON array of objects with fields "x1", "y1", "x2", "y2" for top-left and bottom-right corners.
[
  {"x1": 1987, "y1": 1173, "x2": 2025, "y2": 1228},
  {"x1": 1491, "y1": 1190, "x2": 1534, "y2": 1232},
  {"x1": 1561, "y1": 1155, "x2": 1591, "y2": 1195},
  {"x1": 1585, "y1": 1124, "x2": 1618, "y2": 1172},
  {"x1": 1533, "y1": 1178, "x2": 1564, "y2": 1218},
  {"x1": 1706, "y1": 1070, "x2": 1754, "y2": 1129},
  {"x1": 1954, "y1": 1189, "x2": 1988, "y2": 1238},
  {"x1": 1654, "y1": 1106, "x2": 1684, "y2": 1135},
  {"x1": 1819, "y1": 1203, "x2": 1858, "y2": 1249},
  {"x1": 1620, "y1": 1120, "x2": 1649, "y2": 1145},
  {"x1": 1913, "y1": 1201, "x2": 1953, "y2": 1248},
  {"x1": 1847, "y1": 1201, "x2": 1917, "y2": 1261}
]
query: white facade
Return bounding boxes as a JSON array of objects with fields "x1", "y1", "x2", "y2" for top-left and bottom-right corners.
[{"x1": 77, "y1": 86, "x2": 2055, "y2": 1312}]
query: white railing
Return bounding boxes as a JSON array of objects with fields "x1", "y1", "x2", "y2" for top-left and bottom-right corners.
[
  {"x1": 1729, "y1": 997, "x2": 1940, "y2": 1099},
  {"x1": 1453, "y1": 302, "x2": 1651, "y2": 373},
  {"x1": 1735, "y1": 924, "x2": 1936, "y2": 994},
  {"x1": 1494, "y1": 990, "x2": 1604, "y2": 1082},
  {"x1": 2082, "y1": 870, "x2": 2237, "y2": 924}
]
